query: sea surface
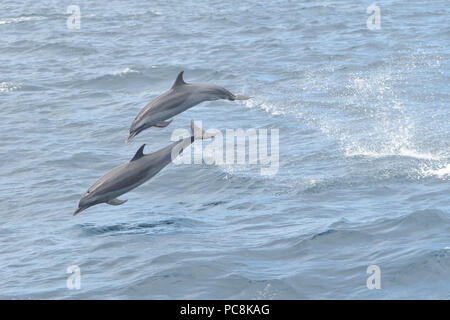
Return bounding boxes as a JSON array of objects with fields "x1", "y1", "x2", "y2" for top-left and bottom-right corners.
[{"x1": 0, "y1": 0, "x2": 449, "y2": 299}]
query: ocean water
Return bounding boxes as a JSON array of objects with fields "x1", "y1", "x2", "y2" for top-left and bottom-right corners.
[{"x1": 0, "y1": 0, "x2": 449, "y2": 299}]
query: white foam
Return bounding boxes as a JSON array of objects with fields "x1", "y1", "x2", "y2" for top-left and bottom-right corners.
[
  {"x1": 0, "y1": 82, "x2": 21, "y2": 93},
  {"x1": 243, "y1": 98, "x2": 284, "y2": 116},
  {"x1": 344, "y1": 146, "x2": 443, "y2": 161},
  {"x1": 419, "y1": 163, "x2": 450, "y2": 180},
  {"x1": 113, "y1": 68, "x2": 139, "y2": 76},
  {"x1": 0, "y1": 16, "x2": 45, "y2": 25}
]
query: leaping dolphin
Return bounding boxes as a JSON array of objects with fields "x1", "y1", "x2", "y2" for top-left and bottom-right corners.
[
  {"x1": 126, "y1": 71, "x2": 249, "y2": 142},
  {"x1": 73, "y1": 121, "x2": 214, "y2": 216}
]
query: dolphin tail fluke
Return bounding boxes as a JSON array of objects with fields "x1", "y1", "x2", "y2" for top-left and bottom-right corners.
[
  {"x1": 191, "y1": 120, "x2": 215, "y2": 140},
  {"x1": 233, "y1": 94, "x2": 250, "y2": 100}
]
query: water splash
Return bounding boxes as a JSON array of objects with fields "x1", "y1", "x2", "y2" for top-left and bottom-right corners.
[{"x1": 0, "y1": 82, "x2": 21, "y2": 93}]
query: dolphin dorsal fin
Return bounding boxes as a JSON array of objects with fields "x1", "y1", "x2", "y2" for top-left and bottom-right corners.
[
  {"x1": 171, "y1": 71, "x2": 186, "y2": 89},
  {"x1": 130, "y1": 144, "x2": 146, "y2": 162}
]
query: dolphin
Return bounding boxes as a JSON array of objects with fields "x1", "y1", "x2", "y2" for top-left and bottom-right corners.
[
  {"x1": 126, "y1": 71, "x2": 249, "y2": 142},
  {"x1": 73, "y1": 121, "x2": 214, "y2": 216}
]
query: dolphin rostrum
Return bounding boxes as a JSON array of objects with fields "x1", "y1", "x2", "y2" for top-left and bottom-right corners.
[
  {"x1": 73, "y1": 121, "x2": 214, "y2": 216},
  {"x1": 126, "y1": 71, "x2": 249, "y2": 142}
]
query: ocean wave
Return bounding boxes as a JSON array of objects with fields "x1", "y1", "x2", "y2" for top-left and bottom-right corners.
[
  {"x1": 74, "y1": 68, "x2": 151, "y2": 90},
  {"x1": 79, "y1": 220, "x2": 174, "y2": 236},
  {"x1": 342, "y1": 144, "x2": 449, "y2": 181},
  {"x1": 26, "y1": 42, "x2": 98, "y2": 56},
  {"x1": 297, "y1": 228, "x2": 373, "y2": 249},
  {"x1": 263, "y1": 209, "x2": 449, "y2": 259},
  {"x1": 78, "y1": 217, "x2": 204, "y2": 236},
  {"x1": 379, "y1": 209, "x2": 450, "y2": 231},
  {"x1": 418, "y1": 163, "x2": 450, "y2": 180},
  {"x1": 387, "y1": 247, "x2": 450, "y2": 296},
  {"x1": 295, "y1": 171, "x2": 415, "y2": 195}
]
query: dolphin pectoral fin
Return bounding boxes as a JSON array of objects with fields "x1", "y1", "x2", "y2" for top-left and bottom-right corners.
[
  {"x1": 233, "y1": 94, "x2": 250, "y2": 100},
  {"x1": 107, "y1": 198, "x2": 128, "y2": 206},
  {"x1": 154, "y1": 119, "x2": 173, "y2": 128}
]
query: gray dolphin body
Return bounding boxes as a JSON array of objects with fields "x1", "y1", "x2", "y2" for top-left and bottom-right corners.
[
  {"x1": 73, "y1": 121, "x2": 212, "y2": 216},
  {"x1": 126, "y1": 71, "x2": 249, "y2": 142}
]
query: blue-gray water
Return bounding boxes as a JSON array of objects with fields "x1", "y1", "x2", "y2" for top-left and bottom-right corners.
[{"x1": 1, "y1": 0, "x2": 449, "y2": 299}]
